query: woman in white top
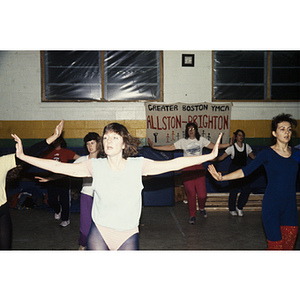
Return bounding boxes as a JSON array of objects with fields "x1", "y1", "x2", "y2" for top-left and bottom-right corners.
[
  {"x1": 214, "y1": 129, "x2": 255, "y2": 216},
  {"x1": 148, "y1": 122, "x2": 232, "y2": 224},
  {"x1": 12, "y1": 122, "x2": 222, "y2": 251},
  {"x1": 74, "y1": 132, "x2": 102, "y2": 250}
]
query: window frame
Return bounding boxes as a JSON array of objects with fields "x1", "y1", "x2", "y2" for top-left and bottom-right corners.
[
  {"x1": 212, "y1": 50, "x2": 300, "y2": 102},
  {"x1": 41, "y1": 50, "x2": 163, "y2": 103}
]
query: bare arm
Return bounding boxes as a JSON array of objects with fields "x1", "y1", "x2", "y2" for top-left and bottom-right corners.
[
  {"x1": 35, "y1": 174, "x2": 64, "y2": 182},
  {"x1": 206, "y1": 134, "x2": 235, "y2": 150},
  {"x1": 207, "y1": 164, "x2": 244, "y2": 181},
  {"x1": 46, "y1": 120, "x2": 64, "y2": 145},
  {"x1": 73, "y1": 153, "x2": 81, "y2": 160},
  {"x1": 144, "y1": 133, "x2": 222, "y2": 176},
  {"x1": 148, "y1": 138, "x2": 176, "y2": 151},
  {"x1": 248, "y1": 152, "x2": 256, "y2": 160},
  {"x1": 12, "y1": 134, "x2": 91, "y2": 178},
  {"x1": 213, "y1": 152, "x2": 229, "y2": 162}
]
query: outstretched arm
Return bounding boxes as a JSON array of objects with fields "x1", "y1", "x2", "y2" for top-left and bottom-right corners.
[
  {"x1": 12, "y1": 134, "x2": 91, "y2": 178},
  {"x1": 144, "y1": 133, "x2": 222, "y2": 176},
  {"x1": 46, "y1": 120, "x2": 64, "y2": 145},
  {"x1": 206, "y1": 133, "x2": 235, "y2": 150},
  {"x1": 213, "y1": 152, "x2": 229, "y2": 162},
  {"x1": 207, "y1": 164, "x2": 244, "y2": 181},
  {"x1": 148, "y1": 138, "x2": 176, "y2": 151}
]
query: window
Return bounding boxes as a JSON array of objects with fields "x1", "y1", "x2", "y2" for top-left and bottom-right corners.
[
  {"x1": 271, "y1": 51, "x2": 300, "y2": 100},
  {"x1": 213, "y1": 51, "x2": 300, "y2": 102},
  {"x1": 41, "y1": 51, "x2": 163, "y2": 102}
]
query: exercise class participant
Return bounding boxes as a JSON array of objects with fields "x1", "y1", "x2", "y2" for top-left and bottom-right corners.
[
  {"x1": 12, "y1": 122, "x2": 222, "y2": 250},
  {"x1": 75, "y1": 132, "x2": 102, "y2": 250},
  {"x1": 208, "y1": 114, "x2": 299, "y2": 250},
  {"x1": 0, "y1": 120, "x2": 64, "y2": 249},
  {"x1": 214, "y1": 129, "x2": 255, "y2": 216},
  {"x1": 148, "y1": 122, "x2": 232, "y2": 224}
]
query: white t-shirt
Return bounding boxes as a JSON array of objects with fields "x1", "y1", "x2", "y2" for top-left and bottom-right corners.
[
  {"x1": 225, "y1": 143, "x2": 253, "y2": 159},
  {"x1": 0, "y1": 154, "x2": 16, "y2": 207},
  {"x1": 74, "y1": 155, "x2": 94, "y2": 197},
  {"x1": 174, "y1": 137, "x2": 211, "y2": 157},
  {"x1": 89, "y1": 157, "x2": 144, "y2": 231}
]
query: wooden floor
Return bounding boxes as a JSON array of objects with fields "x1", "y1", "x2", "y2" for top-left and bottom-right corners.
[
  {"x1": 175, "y1": 186, "x2": 300, "y2": 211},
  {"x1": 207, "y1": 193, "x2": 300, "y2": 211}
]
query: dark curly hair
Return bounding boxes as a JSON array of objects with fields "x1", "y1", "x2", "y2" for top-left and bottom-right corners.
[
  {"x1": 83, "y1": 132, "x2": 103, "y2": 158},
  {"x1": 271, "y1": 113, "x2": 297, "y2": 144},
  {"x1": 102, "y1": 123, "x2": 141, "y2": 159},
  {"x1": 6, "y1": 165, "x2": 23, "y2": 182},
  {"x1": 271, "y1": 113, "x2": 297, "y2": 132}
]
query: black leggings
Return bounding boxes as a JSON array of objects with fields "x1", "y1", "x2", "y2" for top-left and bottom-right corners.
[{"x1": 0, "y1": 203, "x2": 12, "y2": 250}]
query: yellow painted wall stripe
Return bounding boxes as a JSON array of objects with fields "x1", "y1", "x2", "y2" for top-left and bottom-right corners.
[{"x1": 0, "y1": 120, "x2": 299, "y2": 139}]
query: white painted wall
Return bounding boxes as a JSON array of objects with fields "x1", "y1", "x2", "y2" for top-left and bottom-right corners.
[{"x1": 0, "y1": 50, "x2": 299, "y2": 121}]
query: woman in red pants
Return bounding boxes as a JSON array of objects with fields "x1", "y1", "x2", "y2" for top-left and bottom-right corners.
[{"x1": 148, "y1": 122, "x2": 232, "y2": 224}]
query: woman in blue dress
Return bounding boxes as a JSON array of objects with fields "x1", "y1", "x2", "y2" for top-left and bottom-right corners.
[{"x1": 208, "y1": 113, "x2": 299, "y2": 250}]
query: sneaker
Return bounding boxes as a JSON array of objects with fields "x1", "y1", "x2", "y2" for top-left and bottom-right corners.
[
  {"x1": 200, "y1": 209, "x2": 208, "y2": 218},
  {"x1": 60, "y1": 220, "x2": 70, "y2": 227},
  {"x1": 236, "y1": 207, "x2": 244, "y2": 217},
  {"x1": 229, "y1": 210, "x2": 237, "y2": 216},
  {"x1": 54, "y1": 207, "x2": 62, "y2": 220},
  {"x1": 78, "y1": 245, "x2": 86, "y2": 250},
  {"x1": 189, "y1": 216, "x2": 196, "y2": 225}
]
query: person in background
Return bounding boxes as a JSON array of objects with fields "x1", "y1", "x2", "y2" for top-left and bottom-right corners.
[
  {"x1": 74, "y1": 132, "x2": 102, "y2": 250},
  {"x1": 208, "y1": 114, "x2": 299, "y2": 250},
  {"x1": 214, "y1": 129, "x2": 255, "y2": 216},
  {"x1": 12, "y1": 123, "x2": 222, "y2": 250},
  {"x1": 148, "y1": 122, "x2": 233, "y2": 225},
  {"x1": 41, "y1": 136, "x2": 80, "y2": 227},
  {"x1": 0, "y1": 120, "x2": 64, "y2": 250}
]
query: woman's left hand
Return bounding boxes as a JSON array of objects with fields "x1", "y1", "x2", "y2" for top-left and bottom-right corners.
[{"x1": 211, "y1": 133, "x2": 222, "y2": 159}]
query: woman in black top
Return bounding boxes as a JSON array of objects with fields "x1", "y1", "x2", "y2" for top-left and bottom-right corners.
[{"x1": 214, "y1": 130, "x2": 255, "y2": 216}]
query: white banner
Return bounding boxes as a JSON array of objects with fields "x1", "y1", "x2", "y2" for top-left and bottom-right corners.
[{"x1": 145, "y1": 102, "x2": 232, "y2": 146}]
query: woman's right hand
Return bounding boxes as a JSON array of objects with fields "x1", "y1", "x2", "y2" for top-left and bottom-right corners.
[{"x1": 11, "y1": 134, "x2": 24, "y2": 159}]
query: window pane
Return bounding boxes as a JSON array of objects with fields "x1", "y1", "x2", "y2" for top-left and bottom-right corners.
[
  {"x1": 44, "y1": 51, "x2": 101, "y2": 101},
  {"x1": 214, "y1": 85, "x2": 265, "y2": 100},
  {"x1": 271, "y1": 51, "x2": 300, "y2": 100},
  {"x1": 271, "y1": 86, "x2": 300, "y2": 100},
  {"x1": 213, "y1": 51, "x2": 266, "y2": 101},
  {"x1": 215, "y1": 68, "x2": 264, "y2": 83},
  {"x1": 214, "y1": 51, "x2": 265, "y2": 67},
  {"x1": 104, "y1": 51, "x2": 161, "y2": 101},
  {"x1": 272, "y1": 51, "x2": 300, "y2": 67}
]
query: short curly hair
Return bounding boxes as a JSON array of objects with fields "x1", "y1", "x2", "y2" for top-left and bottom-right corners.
[
  {"x1": 271, "y1": 113, "x2": 297, "y2": 132},
  {"x1": 271, "y1": 113, "x2": 297, "y2": 144}
]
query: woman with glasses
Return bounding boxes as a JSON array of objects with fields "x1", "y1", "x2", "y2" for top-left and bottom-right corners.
[{"x1": 148, "y1": 122, "x2": 232, "y2": 224}]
